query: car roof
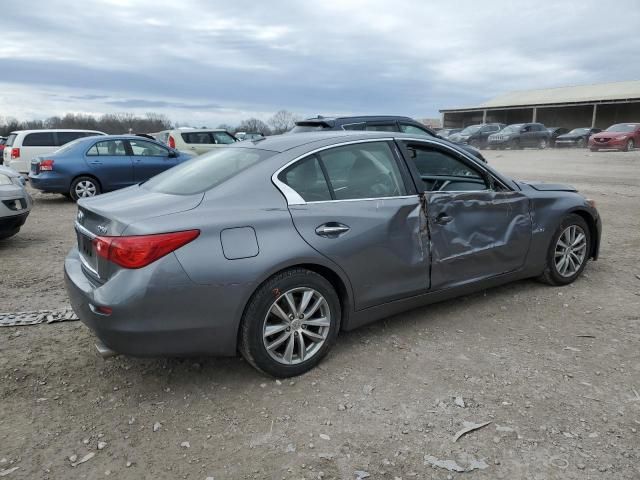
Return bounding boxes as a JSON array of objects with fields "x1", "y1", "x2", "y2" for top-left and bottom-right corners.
[
  {"x1": 169, "y1": 128, "x2": 228, "y2": 133},
  {"x1": 8, "y1": 129, "x2": 105, "y2": 134},
  {"x1": 299, "y1": 115, "x2": 416, "y2": 123}
]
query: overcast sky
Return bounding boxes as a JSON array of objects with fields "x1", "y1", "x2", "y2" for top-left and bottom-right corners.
[{"x1": 1, "y1": 0, "x2": 639, "y2": 126}]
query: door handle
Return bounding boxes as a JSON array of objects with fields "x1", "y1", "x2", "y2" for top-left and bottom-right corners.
[
  {"x1": 434, "y1": 213, "x2": 453, "y2": 225},
  {"x1": 315, "y1": 223, "x2": 350, "y2": 236}
]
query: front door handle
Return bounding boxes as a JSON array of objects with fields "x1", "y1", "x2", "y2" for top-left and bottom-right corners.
[
  {"x1": 315, "y1": 223, "x2": 350, "y2": 237},
  {"x1": 434, "y1": 213, "x2": 453, "y2": 225}
]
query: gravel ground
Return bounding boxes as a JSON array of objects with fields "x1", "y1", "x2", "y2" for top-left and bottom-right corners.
[{"x1": 1, "y1": 148, "x2": 639, "y2": 479}]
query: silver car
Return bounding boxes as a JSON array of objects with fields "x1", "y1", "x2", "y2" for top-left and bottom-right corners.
[
  {"x1": 0, "y1": 165, "x2": 32, "y2": 240},
  {"x1": 65, "y1": 131, "x2": 601, "y2": 377}
]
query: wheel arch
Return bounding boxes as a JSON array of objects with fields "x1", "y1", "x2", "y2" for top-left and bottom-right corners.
[
  {"x1": 71, "y1": 173, "x2": 102, "y2": 190},
  {"x1": 568, "y1": 208, "x2": 599, "y2": 259}
]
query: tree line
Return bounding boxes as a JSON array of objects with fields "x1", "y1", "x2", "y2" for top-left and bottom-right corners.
[{"x1": 0, "y1": 110, "x2": 301, "y2": 137}]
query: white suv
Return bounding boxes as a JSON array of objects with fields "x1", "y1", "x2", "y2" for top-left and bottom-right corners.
[
  {"x1": 161, "y1": 128, "x2": 238, "y2": 156},
  {"x1": 3, "y1": 129, "x2": 106, "y2": 174}
]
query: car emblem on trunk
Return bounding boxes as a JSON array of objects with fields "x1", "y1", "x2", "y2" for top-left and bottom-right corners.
[
  {"x1": 77, "y1": 211, "x2": 84, "y2": 222},
  {"x1": 97, "y1": 225, "x2": 108, "y2": 234}
]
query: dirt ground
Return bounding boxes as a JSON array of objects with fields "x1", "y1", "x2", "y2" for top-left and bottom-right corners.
[{"x1": 1, "y1": 148, "x2": 639, "y2": 479}]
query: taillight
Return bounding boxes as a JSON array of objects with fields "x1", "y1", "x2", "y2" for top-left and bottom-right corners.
[
  {"x1": 168, "y1": 135, "x2": 175, "y2": 148},
  {"x1": 40, "y1": 159, "x2": 55, "y2": 171},
  {"x1": 11, "y1": 148, "x2": 20, "y2": 159},
  {"x1": 92, "y1": 230, "x2": 200, "y2": 269}
]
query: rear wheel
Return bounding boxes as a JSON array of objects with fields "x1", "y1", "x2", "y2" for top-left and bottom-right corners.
[
  {"x1": 538, "y1": 214, "x2": 590, "y2": 286},
  {"x1": 239, "y1": 268, "x2": 341, "y2": 377},
  {"x1": 623, "y1": 139, "x2": 634, "y2": 152},
  {"x1": 70, "y1": 176, "x2": 101, "y2": 201},
  {"x1": 539, "y1": 138, "x2": 548, "y2": 149},
  {"x1": 576, "y1": 138, "x2": 586, "y2": 148}
]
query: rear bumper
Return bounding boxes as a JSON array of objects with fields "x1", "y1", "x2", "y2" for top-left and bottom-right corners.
[
  {"x1": 29, "y1": 172, "x2": 70, "y2": 193},
  {"x1": 64, "y1": 247, "x2": 241, "y2": 357}
]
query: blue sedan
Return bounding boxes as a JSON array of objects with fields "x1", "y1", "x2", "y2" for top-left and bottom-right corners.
[{"x1": 29, "y1": 135, "x2": 192, "y2": 200}]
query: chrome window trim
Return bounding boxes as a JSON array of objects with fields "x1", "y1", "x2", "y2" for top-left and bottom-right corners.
[
  {"x1": 75, "y1": 221, "x2": 100, "y2": 277},
  {"x1": 272, "y1": 138, "x2": 394, "y2": 206},
  {"x1": 75, "y1": 221, "x2": 96, "y2": 239}
]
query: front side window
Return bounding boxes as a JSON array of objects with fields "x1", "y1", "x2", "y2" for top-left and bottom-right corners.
[
  {"x1": 23, "y1": 132, "x2": 56, "y2": 147},
  {"x1": 399, "y1": 123, "x2": 431, "y2": 136},
  {"x1": 212, "y1": 131, "x2": 236, "y2": 144},
  {"x1": 280, "y1": 142, "x2": 407, "y2": 202},
  {"x1": 365, "y1": 123, "x2": 398, "y2": 132},
  {"x1": 405, "y1": 144, "x2": 488, "y2": 192},
  {"x1": 87, "y1": 140, "x2": 128, "y2": 156},
  {"x1": 129, "y1": 139, "x2": 168, "y2": 156}
]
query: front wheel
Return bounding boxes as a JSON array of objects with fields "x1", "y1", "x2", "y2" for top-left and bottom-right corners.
[
  {"x1": 576, "y1": 138, "x2": 586, "y2": 148},
  {"x1": 539, "y1": 138, "x2": 548, "y2": 149},
  {"x1": 538, "y1": 214, "x2": 590, "y2": 286},
  {"x1": 239, "y1": 268, "x2": 341, "y2": 377},
  {"x1": 70, "y1": 176, "x2": 101, "y2": 201}
]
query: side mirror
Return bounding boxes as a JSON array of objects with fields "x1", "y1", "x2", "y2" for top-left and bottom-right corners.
[{"x1": 168, "y1": 150, "x2": 178, "y2": 158}]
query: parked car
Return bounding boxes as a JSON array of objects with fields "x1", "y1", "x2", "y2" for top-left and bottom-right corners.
[
  {"x1": 29, "y1": 135, "x2": 192, "y2": 201},
  {"x1": 291, "y1": 116, "x2": 487, "y2": 162},
  {"x1": 437, "y1": 128, "x2": 462, "y2": 139},
  {"x1": 65, "y1": 131, "x2": 601, "y2": 377},
  {"x1": 162, "y1": 128, "x2": 238, "y2": 155},
  {"x1": 3, "y1": 129, "x2": 106, "y2": 174},
  {"x1": 555, "y1": 128, "x2": 602, "y2": 148},
  {"x1": 0, "y1": 137, "x2": 7, "y2": 163},
  {"x1": 0, "y1": 165, "x2": 32, "y2": 239},
  {"x1": 448, "y1": 123, "x2": 505, "y2": 149},
  {"x1": 546, "y1": 127, "x2": 570, "y2": 148},
  {"x1": 487, "y1": 123, "x2": 551, "y2": 149},
  {"x1": 589, "y1": 123, "x2": 640, "y2": 152},
  {"x1": 236, "y1": 132, "x2": 265, "y2": 141}
]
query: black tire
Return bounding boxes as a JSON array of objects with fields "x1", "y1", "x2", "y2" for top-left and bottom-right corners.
[
  {"x1": 510, "y1": 139, "x2": 521, "y2": 150},
  {"x1": 539, "y1": 138, "x2": 548, "y2": 149},
  {"x1": 70, "y1": 176, "x2": 101, "y2": 202},
  {"x1": 623, "y1": 139, "x2": 634, "y2": 152},
  {"x1": 589, "y1": 147, "x2": 599, "y2": 152},
  {"x1": 538, "y1": 214, "x2": 591, "y2": 286},
  {"x1": 239, "y1": 268, "x2": 341, "y2": 377},
  {"x1": 576, "y1": 138, "x2": 586, "y2": 148}
]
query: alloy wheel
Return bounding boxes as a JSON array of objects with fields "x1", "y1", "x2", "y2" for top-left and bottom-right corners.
[
  {"x1": 262, "y1": 287, "x2": 331, "y2": 365},
  {"x1": 554, "y1": 225, "x2": 587, "y2": 277},
  {"x1": 539, "y1": 139, "x2": 548, "y2": 149},
  {"x1": 75, "y1": 180, "x2": 97, "y2": 198}
]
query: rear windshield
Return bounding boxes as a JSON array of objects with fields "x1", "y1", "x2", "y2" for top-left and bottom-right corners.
[
  {"x1": 143, "y1": 147, "x2": 276, "y2": 195},
  {"x1": 4, "y1": 134, "x2": 17, "y2": 147}
]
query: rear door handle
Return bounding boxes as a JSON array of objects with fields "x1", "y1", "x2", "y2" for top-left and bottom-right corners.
[
  {"x1": 315, "y1": 223, "x2": 350, "y2": 237},
  {"x1": 434, "y1": 213, "x2": 453, "y2": 225}
]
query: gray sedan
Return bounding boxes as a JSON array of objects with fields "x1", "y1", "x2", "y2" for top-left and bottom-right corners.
[{"x1": 65, "y1": 132, "x2": 601, "y2": 377}]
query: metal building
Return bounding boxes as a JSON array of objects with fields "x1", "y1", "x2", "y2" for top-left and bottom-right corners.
[{"x1": 440, "y1": 80, "x2": 640, "y2": 129}]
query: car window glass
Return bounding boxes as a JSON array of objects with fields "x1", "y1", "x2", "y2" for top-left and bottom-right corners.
[
  {"x1": 87, "y1": 140, "x2": 128, "y2": 156},
  {"x1": 212, "y1": 131, "x2": 236, "y2": 144},
  {"x1": 318, "y1": 142, "x2": 407, "y2": 200},
  {"x1": 399, "y1": 124, "x2": 430, "y2": 136},
  {"x1": 407, "y1": 145, "x2": 488, "y2": 192},
  {"x1": 342, "y1": 123, "x2": 366, "y2": 131},
  {"x1": 56, "y1": 132, "x2": 85, "y2": 146},
  {"x1": 129, "y1": 139, "x2": 168, "y2": 156},
  {"x1": 280, "y1": 156, "x2": 332, "y2": 202},
  {"x1": 5, "y1": 134, "x2": 17, "y2": 147},
  {"x1": 22, "y1": 132, "x2": 56, "y2": 147},
  {"x1": 181, "y1": 132, "x2": 213, "y2": 144},
  {"x1": 365, "y1": 123, "x2": 398, "y2": 132}
]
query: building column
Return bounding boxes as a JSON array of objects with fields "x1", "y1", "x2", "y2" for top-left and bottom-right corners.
[
  {"x1": 532, "y1": 107, "x2": 537, "y2": 122},
  {"x1": 482, "y1": 110, "x2": 487, "y2": 123},
  {"x1": 591, "y1": 104, "x2": 598, "y2": 128}
]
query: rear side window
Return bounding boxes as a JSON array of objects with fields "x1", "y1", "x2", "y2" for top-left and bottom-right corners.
[
  {"x1": 280, "y1": 157, "x2": 332, "y2": 202},
  {"x1": 212, "y1": 131, "x2": 236, "y2": 144},
  {"x1": 5, "y1": 134, "x2": 17, "y2": 147},
  {"x1": 87, "y1": 140, "x2": 128, "y2": 156},
  {"x1": 22, "y1": 132, "x2": 56, "y2": 147},
  {"x1": 399, "y1": 123, "x2": 431, "y2": 136},
  {"x1": 129, "y1": 139, "x2": 168, "y2": 156},
  {"x1": 144, "y1": 147, "x2": 275, "y2": 195},
  {"x1": 341, "y1": 123, "x2": 366, "y2": 131},
  {"x1": 290, "y1": 124, "x2": 328, "y2": 133},
  {"x1": 365, "y1": 123, "x2": 398, "y2": 132},
  {"x1": 181, "y1": 132, "x2": 212, "y2": 144}
]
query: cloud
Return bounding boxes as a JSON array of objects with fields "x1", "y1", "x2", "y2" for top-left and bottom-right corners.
[{"x1": 1, "y1": 0, "x2": 639, "y2": 125}]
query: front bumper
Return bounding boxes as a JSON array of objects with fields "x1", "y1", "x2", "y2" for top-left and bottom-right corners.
[
  {"x1": 589, "y1": 138, "x2": 627, "y2": 149},
  {"x1": 487, "y1": 137, "x2": 512, "y2": 146},
  {"x1": 0, "y1": 185, "x2": 32, "y2": 237},
  {"x1": 64, "y1": 247, "x2": 240, "y2": 357},
  {"x1": 554, "y1": 139, "x2": 578, "y2": 147},
  {"x1": 0, "y1": 211, "x2": 29, "y2": 237}
]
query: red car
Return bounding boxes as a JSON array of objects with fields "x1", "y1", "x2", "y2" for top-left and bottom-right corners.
[
  {"x1": 589, "y1": 123, "x2": 640, "y2": 152},
  {"x1": 0, "y1": 137, "x2": 6, "y2": 164}
]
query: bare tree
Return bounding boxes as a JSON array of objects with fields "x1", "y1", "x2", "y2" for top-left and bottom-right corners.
[
  {"x1": 217, "y1": 123, "x2": 235, "y2": 133},
  {"x1": 236, "y1": 118, "x2": 272, "y2": 135},
  {"x1": 268, "y1": 110, "x2": 299, "y2": 134}
]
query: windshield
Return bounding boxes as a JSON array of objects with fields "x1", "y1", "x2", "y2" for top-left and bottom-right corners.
[
  {"x1": 459, "y1": 125, "x2": 481, "y2": 135},
  {"x1": 500, "y1": 124, "x2": 523, "y2": 134},
  {"x1": 143, "y1": 147, "x2": 276, "y2": 195},
  {"x1": 290, "y1": 124, "x2": 327, "y2": 133},
  {"x1": 568, "y1": 128, "x2": 589, "y2": 135},
  {"x1": 605, "y1": 124, "x2": 637, "y2": 133}
]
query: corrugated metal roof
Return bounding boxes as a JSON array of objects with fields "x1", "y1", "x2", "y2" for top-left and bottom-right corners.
[{"x1": 441, "y1": 80, "x2": 640, "y2": 111}]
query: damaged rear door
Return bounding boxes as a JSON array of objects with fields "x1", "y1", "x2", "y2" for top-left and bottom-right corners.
[
  {"x1": 398, "y1": 139, "x2": 532, "y2": 290},
  {"x1": 277, "y1": 140, "x2": 430, "y2": 310}
]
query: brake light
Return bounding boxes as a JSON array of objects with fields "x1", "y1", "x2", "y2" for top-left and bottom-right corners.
[
  {"x1": 40, "y1": 159, "x2": 55, "y2": 171},
  {"x1": 168, "y1": 135, "x2": 175, "y2": 148},
  {"x1": 92, "y1": 230, "x2": 200, "y2": 269},
  {"x1": 11, "y1": 148, "x2": 20, "y2": 159}
]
